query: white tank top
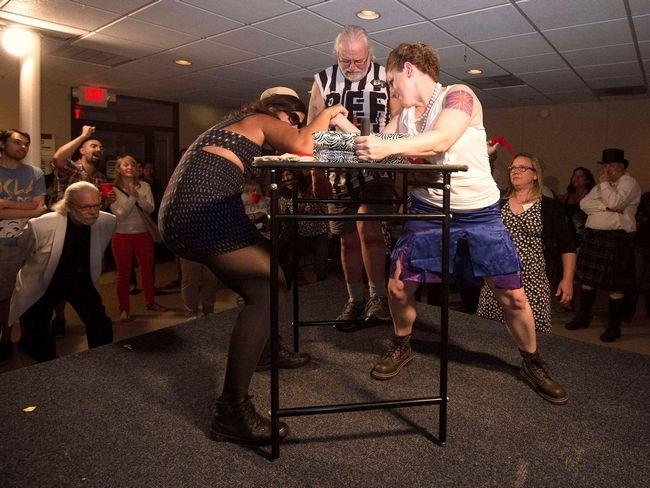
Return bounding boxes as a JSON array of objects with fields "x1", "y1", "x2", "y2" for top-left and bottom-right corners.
[{"x1": 398, "y1": 85, "x2": 500, "y2": 210}]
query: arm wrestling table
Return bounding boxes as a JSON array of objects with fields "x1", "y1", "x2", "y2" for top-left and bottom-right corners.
[{"x1": 251, "y1": 158, "x2": 468, "y2": 459}]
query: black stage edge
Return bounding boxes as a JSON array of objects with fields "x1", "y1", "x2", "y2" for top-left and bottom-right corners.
[{"x1": 1, "y1": 280, "x2": 648, "y2": 487}]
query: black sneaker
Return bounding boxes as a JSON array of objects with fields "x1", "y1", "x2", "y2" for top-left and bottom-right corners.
[
  {"x1": 334, "y1": 300, "x2": 365, "y2": 331},
  {"x1": 371, "y1": 335, "x2": 413, "y2": 380},
  {"x1": 0, "y1": 341, "x2": 14, "y2": 366},
  {"x1": 520, "y1": 353, "x2": 568, "y2": 405},
  {"x1": 365, "y1": 295, "x2": 391, "y2": 322}
]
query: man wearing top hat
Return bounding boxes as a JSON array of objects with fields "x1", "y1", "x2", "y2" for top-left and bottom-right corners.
[{"x1": 566, "y1": 148, "x2": 642, "y2": 341}]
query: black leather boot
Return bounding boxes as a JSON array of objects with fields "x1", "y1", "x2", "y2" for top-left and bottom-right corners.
[
  {"x1": 601, "y1": 297, "x2": 623, "y2": 342},
  {"x1": 565, "y1": 288, "x2": 597, "y2": 330},
  {"x1": 210, "y1": 395, "x2": 288, "y2": 445}
]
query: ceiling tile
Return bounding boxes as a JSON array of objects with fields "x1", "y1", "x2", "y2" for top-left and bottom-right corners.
[
  {"x1": 498, "y1": 53, "x2": 568, "y2": 74},
  {"x1": 202, "y1": 65, "x2": 275, "y2": 86},
  {"x1": 309, "y1": 0, "x2": 424, "y2": 31},
  {"x1": 543, "y1": 19, "x2": 634, "y2": 51},
  {"x1": 3, "y1": 0, "x2": 119, "y2": 30},
  {"x1": 71, "y1": 0, "x2": 151, "y2": 14},
  {"x1": 547, "y1": 91, "x2": 597, "y2": 103},
  {"x1": 73, "y1": 32, "x2": 161, "y2": 59},
  {"x1": 482, "y1": 84, "x2": 551, "y2": 104},
  {"x1": 575, "y1": 61, "x2": 642, "y2": 80},
  {"x1": 43, "y1": 56, "x2": 108, "y2": 84},
  {"x1": 586, "y1": 74, "x2": 645, "y2": 89},
  {"x1": 131, "y1": 0, "x2": 242, "y2": 37},
  {"x1": 269, "y1": 48, "x2": 335, "y2": 70},
  {"x1": 561, "y1": 43, "x2": 639, "y2": 67},
  {"x1": 398, "y1": 0, "x2": 509, "y2": 20},
  {"x1": 629, "y1": 0, "x2": 650, "y2": 16},
  {"x1": 209, "y1": 27, "x2": 301, "y2": 56},
  {"x1": 518, "y1": 69, "x2": 589, "y2": 92},
  {"x1": 254, "y1": 10, "x2": 343, "y2": 45},
  {"x1": 640, "y1": 40, "x2": 650, "y2": 59},
  {"x1": 433, "y1": 4, "x2": 535, "y2": 43},
  {"x1": 470, "y1": 33, "x2": 554, "y2": 60},
  {"x1": 442, "y1": 62, "x2": 509, "y2": 79},
  {"x1": 147, "y1": 39, "x2": 257, "y2": 70},
  {"x1": 116, "y1": 59, "x2": 191, "y2": 76},
  {"x1": 181, "y1": 0, "x2": 299, "y2": 23},
  {"x1": 517, "y1": 0, "x2": 627, "y2": 30},
  {"x1": 97, "y1": 17, "x2": 198, "y2": 48},
  {"x1": 436, "y1": 45, "x2": 489, "y2": 68},
  {"x1": 634, "y1": 14, "x2": 650, "y2": 42},
  {"x1": 230, "y1": 57, "x2": 304, "y2": 77},
  {"x1": 370, "y1": 22, "x2": 459, "y2": 50}
]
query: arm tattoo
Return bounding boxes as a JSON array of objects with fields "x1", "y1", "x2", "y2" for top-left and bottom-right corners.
[{"x1": 443, "y1": 90, "x2": 474, "y2": 116}]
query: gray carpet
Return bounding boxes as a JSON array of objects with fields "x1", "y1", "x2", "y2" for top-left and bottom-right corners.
[{"x1": 0, "y1": 280, "x2": 648, "y2": 487}]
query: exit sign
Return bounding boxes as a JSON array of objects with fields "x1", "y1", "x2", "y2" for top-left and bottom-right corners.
[{"x1": 77, "y1": 86, "x2": 109, "y2": 107}]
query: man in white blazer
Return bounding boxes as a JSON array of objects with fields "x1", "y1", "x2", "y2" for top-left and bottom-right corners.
[{"x1": 9, "y1": 181, "x2": 116, "y2": 362}]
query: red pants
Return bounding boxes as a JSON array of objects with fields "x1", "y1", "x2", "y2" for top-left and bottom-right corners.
[{"x1": 112, "y1": 232, "x2": 154, "y2": 312}]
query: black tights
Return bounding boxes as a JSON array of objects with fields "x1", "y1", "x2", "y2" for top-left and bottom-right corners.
[{"x1": 202, "y1": 240, "x2": 287, "y2": 402}]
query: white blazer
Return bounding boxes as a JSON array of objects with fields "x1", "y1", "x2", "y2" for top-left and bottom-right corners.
[{"x1": 9, "y1": 211, "x2": 116, "y2": 326}]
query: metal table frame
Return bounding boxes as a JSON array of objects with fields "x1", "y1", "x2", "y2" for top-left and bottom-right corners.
[{"x1": 252, "y1": 160, "x2": 468, "y2": 459}]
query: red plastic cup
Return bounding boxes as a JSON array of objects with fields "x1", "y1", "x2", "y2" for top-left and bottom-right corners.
[
  {"x1": 100, "y1": 182, "x2": 113, "y2": 198},
  {"x1": 251, "y1": 191, "x2": 261, "y2": 204}
]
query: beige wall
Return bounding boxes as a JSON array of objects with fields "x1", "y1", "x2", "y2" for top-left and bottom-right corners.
[
  {"x1": 179, "y1": 103, "x2": 228, "y2": 149},
  {"x1": 484, "y1": 99, "x2": 650, "y2": 195}
]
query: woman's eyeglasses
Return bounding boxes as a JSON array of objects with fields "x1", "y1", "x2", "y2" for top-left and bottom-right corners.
[
  {"x1": 287, "y1": 112, "x2": 304, "y2": 128},
  {"x1": 508, "y1": 165, "x2": 536, "y2": 174}
]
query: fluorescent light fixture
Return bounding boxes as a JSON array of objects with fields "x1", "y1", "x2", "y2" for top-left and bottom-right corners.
[
  {"x1": 0, "y1": 11, "x2": 88, "y2": 37},
  {"x1": 465, "y1": 68, "x2": 483, "y2": 75},
  {"x1": 356, "y1": 10, "x2": 380, "y2": 20},
  {"x1": 175, "y1": 59, "x2": 192, "y2": 66},
  {"x1": 2, "y1": 26, "x2": 35, "y2": 57}
]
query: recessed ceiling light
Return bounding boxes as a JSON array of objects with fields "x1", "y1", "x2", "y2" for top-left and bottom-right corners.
[
  {"x1": 465, "y1": 68, "x2": 483, "y2": 75},
  {"x1": 356, "y1": 10, "x2": 380, "y2": 20},
  {"x1": 2, "y1": 26, "x2": 35, "y2": 57},
  {"x1": 175, "y1": 59, "x2": 192, "y2": 66}
]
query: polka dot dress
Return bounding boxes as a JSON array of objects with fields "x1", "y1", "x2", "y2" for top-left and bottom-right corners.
[
  {"x1": 477, "y1": 199, "x2": 552, "y2": 333},
  {"x1": 159, "y1": 114, "x2": 264, "y2": 259}
]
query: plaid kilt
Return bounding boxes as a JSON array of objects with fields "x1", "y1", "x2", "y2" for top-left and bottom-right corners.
[{"x1": 577, "y1": 229, "x2": 635, "y2": 290}]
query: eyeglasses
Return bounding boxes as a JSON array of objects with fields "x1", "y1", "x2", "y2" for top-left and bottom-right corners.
[
  {"x1": 72, "y1": 203, "x2": 102, "y2": 211},
  {"x1": 508, "y1": 165, "x2": 536, "y2": 174},
  {"x1": 338, "y1": 54, "x2": 369, "y2": 67},
  {"x1": 287, "y1": 112, "x2": 304, "y2": 128}
]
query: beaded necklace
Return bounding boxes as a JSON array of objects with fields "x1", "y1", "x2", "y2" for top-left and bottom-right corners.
[{"x1": 415, "y1": 82, "x2": 442, "y2": 132}]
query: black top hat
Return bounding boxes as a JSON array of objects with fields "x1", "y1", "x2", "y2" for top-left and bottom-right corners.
[{"x1": 598, "y1": 148, "x2": 628, "y2": 168}]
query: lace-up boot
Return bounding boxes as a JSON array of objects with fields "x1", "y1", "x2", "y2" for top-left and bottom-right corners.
[
  {"x1": 520, "y1": 350, "x2": 568, "y2": 405},
  {"x1": 335, "y1": 299, "x2": 366, "y2": 331},
  {"x1": 210, "y1": 395, "x2": 288, "y2": 445},
  {"x1": 371, "y1": 334, "x2": 413, "y2": 380},
  {"x1": 365, "y1": 295, "x2": 391, "y2": 322},
  {"x1": 255, "y1": 339, "x2": 311, "y2": 372}
]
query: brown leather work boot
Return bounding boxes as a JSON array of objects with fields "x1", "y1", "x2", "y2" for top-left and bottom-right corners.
[
  {"x1": 210, "y1": 395, "x2": 288, "y2": 445},
  {"x1": 371, "y1": 334, "x2": 413, "y2": 380},
  {"x1": 520, "y1": 350, "x2": 568, "y2": 405}
]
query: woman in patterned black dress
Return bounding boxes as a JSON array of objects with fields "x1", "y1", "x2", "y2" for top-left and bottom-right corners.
[
  {"x1": 159, "y1": 94, "x2": 347, "y2": 445},
  {"x1": 477, "y1": 153, "x2": 576, "y2": 333}
]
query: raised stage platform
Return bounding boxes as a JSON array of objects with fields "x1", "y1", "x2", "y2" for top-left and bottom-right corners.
[{"x1": 1, "y1": 280, "x2": 647, "y2": 486}]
